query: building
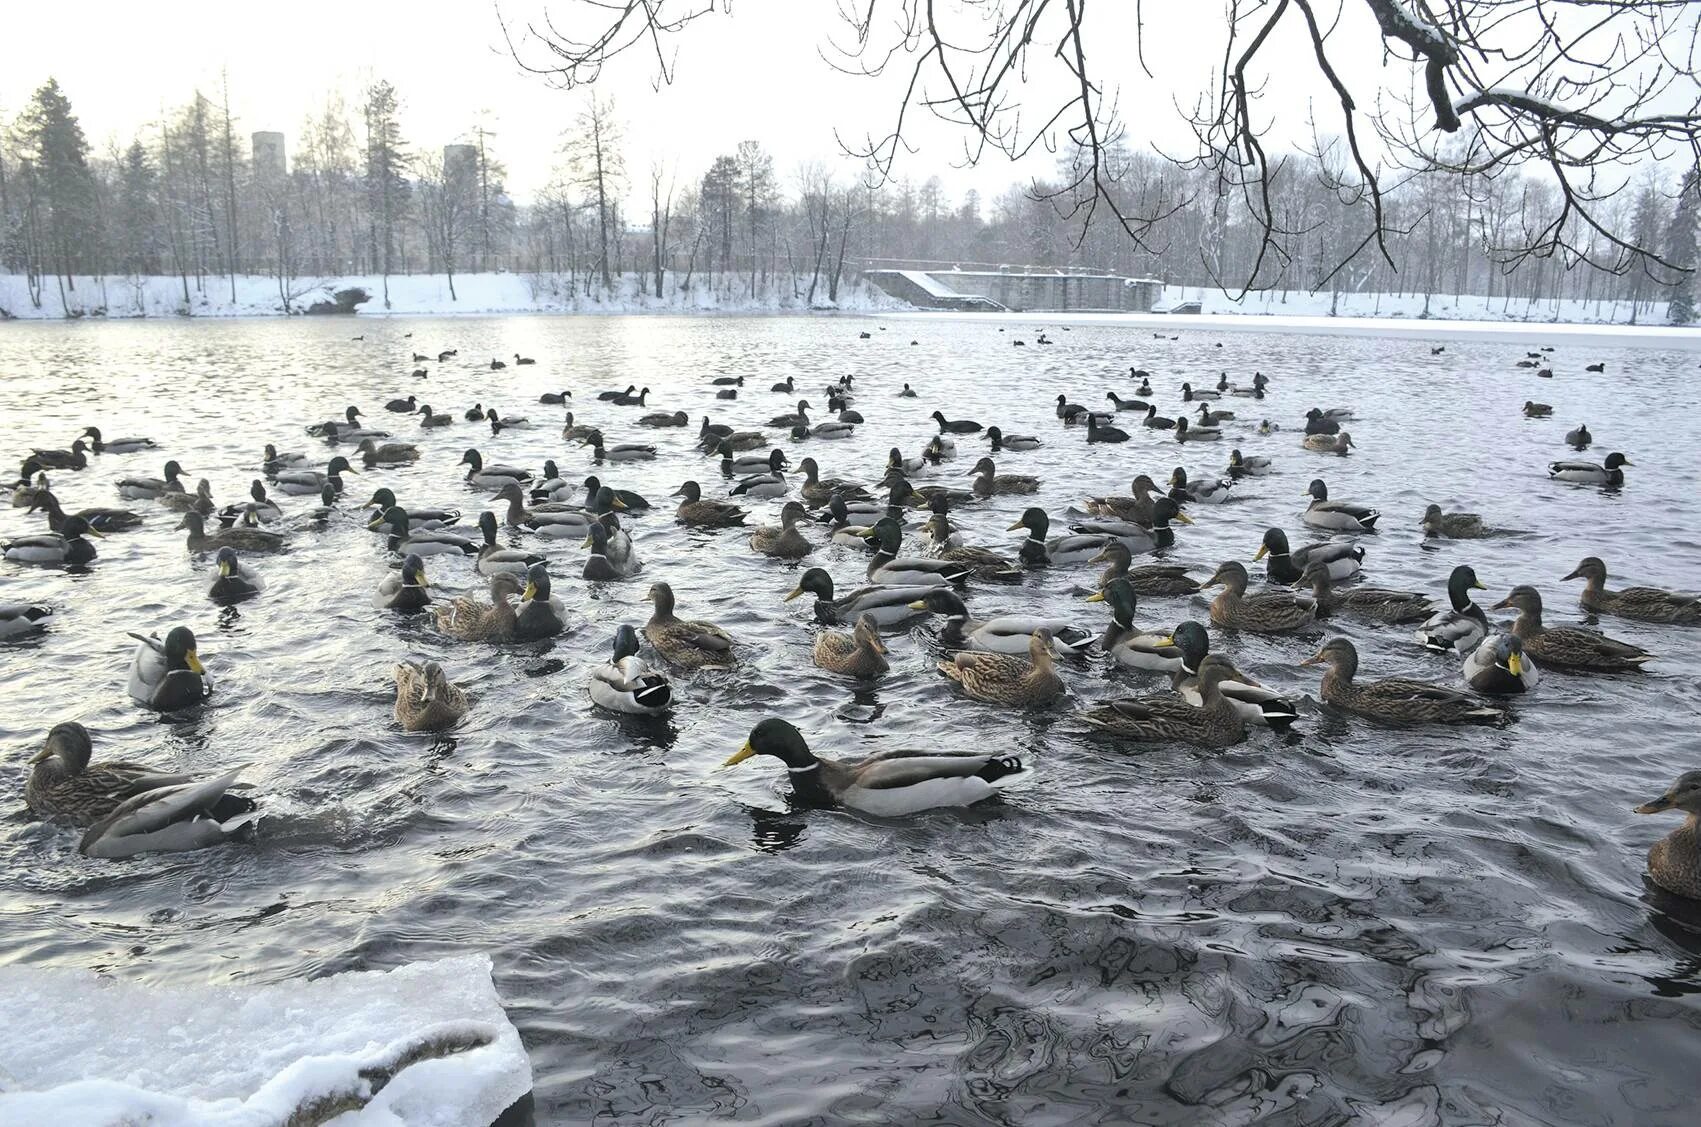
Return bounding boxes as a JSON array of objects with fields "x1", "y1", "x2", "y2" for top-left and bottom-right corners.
[
  {"x1": 251, "y1": 132, "x2": 286, "y2": 179},
  {"x1": 862, "y1": 267, "x2": 1165, "y2": 312},
  {"x1": 443, "y1": 144, "x2": 479, "y2": 183}
]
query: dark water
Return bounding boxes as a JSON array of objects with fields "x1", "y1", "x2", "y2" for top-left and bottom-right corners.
[{"x1": 2, "y1": 313, "x2": 1700, "y2": 1125}]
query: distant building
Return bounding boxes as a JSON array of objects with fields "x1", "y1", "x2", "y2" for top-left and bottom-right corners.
[
  {"x1": 251, "y1": 132, "x2": 286, "y2": 179},
  {"x1": 862, "y1": 267, "x2": 1164, "y2": 312},
  {"x1": 443, "y1": 144, "x2": 478, "y2": 182}
]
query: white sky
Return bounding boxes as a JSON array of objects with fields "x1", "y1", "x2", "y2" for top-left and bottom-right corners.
[{"x1": 3, "y1": 0, "x2": 1408, "y2": 209}]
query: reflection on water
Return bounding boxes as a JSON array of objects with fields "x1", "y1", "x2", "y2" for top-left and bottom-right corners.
[{"x1": 2, "y1": 313, "x2": 1700, "y2": 1122}]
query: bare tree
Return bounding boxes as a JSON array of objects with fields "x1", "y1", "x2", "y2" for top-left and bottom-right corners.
[
  {"x1": 419, "y1": 150, "x2": 476, "y2": 300},
  {"x1": 563, "y1": 94, "x2": 624, "y2": 288},
  {"x1": 648, "y1": 159, "x2": 675, "y2": 298}
]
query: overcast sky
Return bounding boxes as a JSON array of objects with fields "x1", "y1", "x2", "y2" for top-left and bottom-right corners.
[{"x1": 4, "y1": 0, "x2": 1406, "y2": 208}]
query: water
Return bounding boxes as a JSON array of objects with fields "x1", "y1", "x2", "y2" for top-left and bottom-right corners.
[{"x1": 2, "y1": 313, "x2": 1699, "y2": 1124}]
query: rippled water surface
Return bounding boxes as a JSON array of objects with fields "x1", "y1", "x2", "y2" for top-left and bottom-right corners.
[{"x1": 3, "y1": 313, "x2": 1701, "y2": 1124}]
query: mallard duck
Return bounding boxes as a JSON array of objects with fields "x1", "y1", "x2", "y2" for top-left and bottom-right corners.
[
  {"x1": 674, "y1": 480, "x2": 746, "y2": 527},
  {"x1": 27, "y1": 489, "x2": 142, "y2": 533},
  {"x1": 459, "y1": 448, "x2": 532, "y2": 488},
  {"x1": 986, "y1": 426, "x2": 1043, "y2": 452},
  {"x1": 1464, "y1": 632, "x2": 1540, "y2": 694},
  {"x1": 967, "y1": 456, "x2": 1039, "y2": 498},
  {"x1": 797, "y1": 457, "x2": 868, "y2": 506},
  {"x1": 731, "y1": 467, "x2": 789, "y2": 499},
  {"x1": 1203, "y1": 560, "x2": 1316, "y2": 632},
  {"x1": 1168, "y1": 621, "x2": 1298, "y2": 729},
  {"x1": 931, "y1": 410, "x2": 983, "y2": 435},
  {"x1": 1420, "y1": 504, "x2": 1495, "y2": 539},
  {"x1": 157, "y1": 478, "x2": 216, "y2": 515},
  {"x1": 1105, "y1": 391, "x2": 1148, "y2": 412},
  {"x1": 1635, "y1": 771, "x2": 1701, "y2": 900},
  {"x1": 466, "y1": 403, "x2": 488, "y2": 421},
  {"x1": 590, "y1": 437, "x2": 659, "y2": 464},
  {"x1": 531, "y1": 461, "x2": 578, "y2": 504},
  {"x1": 919, "y1": 508, "x2": 1022, "y2": 581},
  {"x1": 488, "y1": 409, "x2": 534, "y2": 434},
  {"x1": 1172, "y1": 417, "x2": 1219, "y2": 443},
  {"x1": 1069, "y1": 498, "x2": 1194, "y2": 555},
  {"x1": 1179, "y1": 381, "x2": 1221, "y2": 402},
  {"x1": 127, "y1": 626, "x2": 210, "y2": 710},
  {"x1": 510, "y1": 562, "x2": 568, "y2": 640},
  {"x1": 579, "y1": 519, "x2": 638, "y2": 580},
  {"x1": 865, "y1": 519, "x2": 970, "y2": 586},
  {"x1": 724, "y1": 717, "x2": 1028, "y2": 815},
  {"x1": 1143, "y1": 403, "x2": 1177, "y2": 430},
  {"x1": 1055, "y1": 394, "x2": 1090, "y2": 421},
  {"x1": 207, "y1": 546, "x2": 263, "y2": 604},
  {"x1": 1085, "y1": 475, "x2": 1163, "y2": 523},
  {"x1": 434, "y1": 572, "x2": 522, "y2": 641},
  {"x1": 1549, "y1": 452, "x2": 1629, "y2": 487},
  {"x1": 393, "y1": 660, "x2": 468, "y2": 731},
  {"x1": 1413, "y1": 564, "x2": 1491, "y2": 653},
  {"x1": 275, "y1": 455, "x2": 356, "y2": 496},
  {"x1": 911, "y1": 588, "x2": 1092, "y2": 655},
  {"x1": 1226, "y1": 449, "x2": 1271, "y2": 478},
  {"x1": 1087, "y1": 415, "x2": 1131, "y2": 443},
  {"x1": 645, "y1": 581, "x2": 736, "y2": 668},
  {"x1": 488, "y1": 482, "x2": 594, "y2": 539},
  {"x1": 417, "y1": 405, "x2": 452, "y2": 426},
  {"x1": 811, "y1": 418, "x2": 857, "y2": 440},
  {"x1": 1493, "y1": 585, "x2": 1653, "y2": 672},
  {"x1": 355, "y1": 438, "x2": 420, "y2": 467},
  {"x1": 768, "y1": 399, "x2": 812, "y2": 428},
  {"x1": 784, "y1": 567, "x2": 934, "y2": 626},
  {"x1": 561, "y1": 412, "x2": 597, "y2": 442},
  {"x1": 640, "y1": 409, "x2": 690, "y2": 428},
  {"x1": 1008, "y1": 507, "x2": 1106, "y2": 567},
  {"x1": 1303, "y1": 408, "x2": 1341, "y2": 435},
  {"x1": 1089, "y1": 541, "x2": 1200, "y2": 596},
  {"x1": 385, "y1": 394, "x2": 419, "y2": 413},
  {"x1": 814, "y1": 613, "x2": 890, "y2": 678},
  {"x1": 1167, "y1": 467, "x2": 1231, "y2": 505},
  {"x1": 1254, "y1": 527, "x2": 1362, "y2": 585},
  {"x1": 1523, "y1": 400, "x2": 1553, "y2": 418},
  {"x1": 30, "y1": 438, "x2": 90, "y2": 470},
  {"x1": 1302, "y1": 637, "x2": 1506, "y2": 725},
  {"x1": 470, "y1": 512, "x2": 539, "y2": 577},
  {"x1": 721, "y1": 445, "x2": 786, "y2": 478},
  {"x1": 0, "y1": 601, "x2": 52, "y2": 639},
  {"x1": 1086, "y1": 579, "x2": 1186, "y2": 670},
  {"x1": 116, "y1": 459, "x2": 188, "y2": 500},
  {"x1": 1301, "y1": 478, "x2": 1378, "y2": 531},
  {"x1": 818, "y1": 494, "x2": 879, "y2": 546},
  {"x1": 261, "y1": 443, "x2": 306, "y2": 472},
  {"x1": 750, "y1": 500, "x2": 814, "y2": 559},
  {"x1": 376, "y1": 553, "x2": 433, "y2": 611},
  {"x1": 1079, "y1": 655, "x2": 1247, "y2": 747},
  {"x1": 939, "y1": 631, "x2": 1066, "y2": 707},
  {"x1": 363, "y1": 488, "x2": 461, "y2": 529},
  {"x1": 215, "y1": 480, "x2": 282, "y2": 527},
  {"x1": 12, "y1": 462, "x2": 48, "y2": 507},
  {"x1": 899, "y1": 382, "x2": 919, "y2": 398},
  {"x1": 305, "y1": 482, "x2": 342, "y2": 525},
  {"x1": 587, "y1": 625, "x2": 673, "y2": 715},
  {"x1": 79, "y1": 426, "x2": 157, "y2": 455},
  {"x1": 307, "y1": 405, "x2": 364, "y2": 436},
  {"x1": 583, "y1": 475, "x2": 650, "y2": 511},
  {"x1": 1562, "y1": 557, "x2": 1700, "y2": 624},
  {"x1": 4, "y1": 515, "x2": 100, "y2": 566},
  {"x1": 369, "y1": 507, "x2": 474, "y2": 556},
  {"x1": 1302, "y1": 563, "x2": 1432, "y2": 624},
  {"x1": 1564, "y1": 424, "x2": 1592, "y2": 449},
  {"x1": 610, "y1": 385, "x2": 650, "y2": 406}
]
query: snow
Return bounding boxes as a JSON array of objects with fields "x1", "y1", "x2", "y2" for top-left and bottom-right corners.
[
  {"x1": 0, "y1": 954, "x2": 532, "y2": 1126},
  {"x1": 893, "y1": 270, "x2": 966, "y2": 299}
]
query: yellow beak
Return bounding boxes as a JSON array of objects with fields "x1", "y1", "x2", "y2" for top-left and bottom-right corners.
[
  {"x1": 582, "y1": 533, "x2": 593, "y2": 548},
  {"x1": 612, "y1": 497, "x2": 627, "y2": 510},
  {"x1": 782, "y1": 587, "x2": 804, "y2": 603},
  {"x1": 1154, "y1": 635, "x2": 1176, "y2": 647},
  {"x1": 1005, "y1": 519, "x2": 1025, "y2": 531},
  {"x1": 1253, "y1": 544, "x2": 1268, "y2": 561},
  {"x1": 1507, "y1": 652, "x2": 1523, "y2": 677},
  {"x1": 1083, "y1": 591, "x2": 1105, "y2": 603},
  {"x1": 907, "y1": 600, "x2": 928, "y2": 610},
  {"x1": 723, "y1": 740, "x2": 757, "y2": 767},
  {"x1": 1174, "y1": 512, "x2": 1195, "y2": 526},
  {"x1": 88, "y1": 527, "x2": 106, "y2": 538},
  {"x1": 1471, "y1": 581, "x2": 1487, "y2": 590},
  {"x1": 185, "y1": 650, "x2": 206, "y2": 674},
  {"x1": 28, "y1": 746, "x2": 53, "y2": 764},
  {"x1": 219, "y1": 559, "x2": 233, "y2": 577},
  {"x1": 522, "y1": 582, "x2": 538, "y2": 601}
]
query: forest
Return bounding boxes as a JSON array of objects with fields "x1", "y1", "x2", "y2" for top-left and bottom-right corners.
[{"x1": 1, "y1": 75, "x2": 1694, "y2": 320}]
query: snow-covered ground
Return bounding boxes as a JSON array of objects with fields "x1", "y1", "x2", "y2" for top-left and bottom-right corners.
[
  {"x1": 0, "y1": 954, "x2": 531, "y2": 1125},
  {"x1": 1154, "y1": 284, "x2": 1671, "y2": 326}
]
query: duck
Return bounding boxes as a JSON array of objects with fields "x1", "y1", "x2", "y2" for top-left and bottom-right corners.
[
  {"x1": 179, "y1": 509, "x2": 285, "y2": 554},
  {"x1": 1163, "y1": 621, "x2": 1297, "y2": 729},
  {"x1": 1089, "y1": 541, "x2": 1201, "y2": 596},
  {"x1": 1085, "y1": 475, "x2": 1163, "y2": 524},
  {"x1": 78, "y1": 426, "x2": 158, "y2": 455},
  {"x1": 1172, "y1": 417, "x2": 1220, "y2": 443},
  {"x1": 583, "y1": 475, "x2": 650, "y2": 511},
  {"x1": 434, "y1": 572, "x2": 522, "y2": 641},
  {"x1": 1226, "y1": 373, "x2": 1271, "y2": 397},
  {"x1": 898, "y1": 383, "x2": 919, "y2": 398},
  {"x1": 207, "y1": 546, "x2": 264, "y2": 604},
  {"x1": 1302, "y1": 637, "x2": 1506, "y2": 725},
  {"x1": 305, "y1": 482, "x2": 343, "y2": 525},
  {"x1": 1302, "y1": 431, "x2": 1355, "y2": 454},
  {"x1": 369, "y1": 506, "x2": 475, "y2": 556},
  {"x1": 30, "y1": 438, "x2": 90, "y2": 470},
  {"x1": 931, "y1": 410, "x2": 984, "y2": 434},
  {"x1": 355, "y1": 437, "x2": 421, "y2": 467},
  {"x1": 4, "y1": 513, "x2": 101, "y2": 566},
  {"x1": 1087, "y1": 415, "x2": 1131, "y2": 443},
  {"x1": 910, "y1": 588, "x2": 1092, "y2": 656},
  {"x1": 864, "y1": 519, "x2": 970, "y2": 586},
  {"x1": 827, "y1": 393, "x2": 862, "y2": 424},
  {"x1": 385, "y1": 394, "x2": 418, "y2": 413},
  {"x1": 562, "y1": 412, "x2": 597, "y2": 442},
  {"x1": 591, "y1": 438, "x2": 659, "y2": 464},
  {"x1": 813, "y1": 613, "x2": 890, "y2": 678},
  {"x1": 986, "y1": 425, "x2": 1042, "y2": 452},
  {"x1": 710, "y1": 375, "x2": 744, "y2": 387},
  {"x1": 797, "y1": 457, "x2": 868, "y2": 505},
  {"x1": 769, "y1": 399, "x2": 812, "y2": 428},
  {"x1": 809, "y1": 418, "x2": 858, "y2": 440},
  {"x1": 539, "y1": 389, "x2": 571, "y2": 404},
  {"x1": 1464, "y1": 632, "x2": 1540, "y2": 694},
  {"x1": 596, "y1": 512, "x2": 639, "y2": 574},
  {"x1": 459, "y1": 449, "x2": 532, "y2": 488},
  {"x1": 1143, "y1": 403, "x2": 1177, "y2": 429},
  {"x1": 11, "y1": 462, "x2": 48, "y2": 507},
  {"x1": 584, "y1": 625, "x2": 674, "y2": 715},
  {"x1": 597, "y1": 383, "x2": 637, "y2": 402},
  {"x1": 1492, "y1": 585, "x2": 1653, "y2": 672},
  {"x1": 1414, "y1": 565, "x2": 1492, "y2": 653},
  {"x1": 0, "y1": 601, "x2": 52, "y2": 639},
  {"x1": 1079, "y1": 654, "x2": 1247, "y2": 747},
  {"x1": 304, "y1": 404, "x2": 367, "y2": 435},
  {"x1": 724, "y1": 717, "x2": 1029, "y2": 815},
  {"x1": 159, "y1": 477, "x2": 216, "y2": 513},
  {"x1": 490, "y1": 357, "x2": 508, "y2": 370},
  {"x1": 275, "y1": 455, "x2": 356, "y2": 496},
  {"x1": 815, "y1": 495, "x2": 876, "y2": 546},
  {"x1": 465, "y1": 403, "x2": 487, "y2": 421},
  {"x1": 1524, "y1": 400, "x2": 1553, "y2": 418},
  {"x1": 1255, "y1": 527, "x2": 1363, "y2": 584},
  {"x1": 1055, "y1": 394, "x2": 1091, "y2": 422},
  {"x1": 1203, "y1": 560, "x2": 1316, "y2": 632},
  {"x1": 645, "y1": 581, "x2": 736, "y2": 668},
  {"x1": 1085, "y1": 579, "x2": 1184, "y2": 669},
  {"x1": 1167, "y1": 467, "x2": 1232, "y2": 505},
  {"x1": 939, "y1": 631, "x2": 1067, "y2": 707},
  {"x1": 731, "y1": 466, "x2": 789, "y2": 499},
  {"x1": 27, "y1": 489, "x2": 143, "y2": 533},
  {"x1": 393, "y1": 660, "x2": 468, "y2": 732},
  {"x1": 918, "y1": 505, "x2": 1022, "y2": 581},
  {"x1": 361, "y1": 488, "x2": 461, "y2": 530},
  {"x1": 116, "y1": 459, "x2": 189, "y2": 500},
  {"x1": 375, "y1": 553, "x2": 433, "y2": 611},
  {"x1": 717, "y1": 444, "x2": 782, "y2": 476},
  {"x1": 261, "y1": 445, "x2": 309, "y2": 475},
  {"x1": 640, "y1": 409, "x2": 690, "y2": 428},
  {"x1": 126, "y1": 626, "x2": 210, "y2": 710},
  {"x1": 24, "y1": 722, "x2": 243, "y2": 832},
  {"x1": 1302, "y1": 478, "x2": 1379, "y2": 531},
  {"x1": 1564, "y1": 424, "x2": 1592, "y2": 449},
  {"x1": 1302, "y1": 563, "x2": 1432, "y2": 624},
  {"x1": 1008, "y1": 507, "x2": 1105, "y2": 567},
  {"x1": 1634, "y1": 771, "x2": 1701, "y2": 900},
  {"x1": 1226, "y1": 449, "x2": 1271, "y2": 478},
  {"x1": 967, "y1": 456, "x2": 1039, "y2": 496},
  {"x1": 582, "y1": 519, "x2": 641, "y2": 579},
  {"x1": 750, "y1": 501, "x2": 814, "y2": 559},
  {"x1": 487, "y1": 409, "x2": 533, "y2": 434},
  {"x1": 529, "y1": 461, "x2": 577, "y2": 505},
  {"x1": 1303, "y1": 408, "x2": 1341, "y2": 435},
  {"x1": 1420, "y1": 504, "x2": 1495, "y2": 539},
  {"x1": 1179, "y1": 381, "x2": 1221, "y2": 402},
  {"x1": 1562, "y1": 557, "x2": 1700, "y2": 624},
  {"x1": 216, "y1": 480, "x2": 282, "y2": 526},
  {"x1": 1068, "y1": 497, "x2": 1193, "y2": 555},
  {"x1": 673, "y1": 480, "x2": 746, "y2": 527},
  {"x1": 1548, "y1": 452, "x2": 1629, "y2": 487},
  {"x1": 1105, "y1": 391, "x2": 1148, "y2": 412},
  {"x1": 473, "y1": 511, "x2": 542, "y2": 577},
  {"x1": 511, "y1": 562, "x2": 567, "y2": 640},
  {"x1": 784, "y1": 567, "x2": 935, "y2": 626}
]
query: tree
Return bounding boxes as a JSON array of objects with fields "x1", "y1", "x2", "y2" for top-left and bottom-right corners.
[
  {"x1": 298, "y1": 93, "x2": 359, "y2": 274},
  {"x1": 734, "y1": 139, "x2": 774, "y2": 296},
  {"x1": 218, "y1": 72, "x2": 242, "y2": 300},
  {"x1": 470, "y1": 118, "x2": 513, "y2": 271},
  {"x1": 116, "y1": 141, "x2": 159, "y2": 277},
  {"x1": 562, "y1": 94, "x2": 624, "y2": 288},
  {"x1": 362, "y1": 80, "x2": 410, "y2": 308},
  {"x1": 648, "y1": 159, "x2": 675, "y2": 298},
  {"x1": 698, "y1": 154, "x2": 737, "y2": 277},
  {"x1": 1666, "y1": 172, "x2": 1698, "y2": 325},
  {"x1": 16, "y1": 78, "x2": 96, "y2": 304},
  {"x1": 419, "y1": 150, "x2": 476, "y2": 300}
]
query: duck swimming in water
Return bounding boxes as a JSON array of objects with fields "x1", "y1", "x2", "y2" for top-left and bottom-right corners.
[{"x1": 1635, "y1": 771, "x2": 1701, "y2": 900}]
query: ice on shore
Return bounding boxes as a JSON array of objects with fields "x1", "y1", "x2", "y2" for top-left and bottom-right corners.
[{"x1": 0, "y1": 954, "x2": 531, "y2": 1126}]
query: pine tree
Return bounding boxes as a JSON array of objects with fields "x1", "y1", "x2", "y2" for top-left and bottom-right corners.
[
  {"x1": 17, "y1": 78, "x2": 96, "y2": 300},
  {"x1": 117, "y1": 141, "x2": 158, "y2": 276},
  {"x1": 1667, "y1": 171, "x2": 1698, "y2": 325},
  {"x1": 362, "y1": 80, "x2": 410, "y2": 308}
]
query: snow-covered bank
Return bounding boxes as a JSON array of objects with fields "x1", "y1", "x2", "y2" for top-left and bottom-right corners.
[
  {"x1": 1156, "y1": 284, "x2": 1669, "y2": 326},
  {"x1": 0, "y1": 954, "x2": 532, "y2": 1125},
  {"x1": 0, "y1": 270, "x2": 907, "y2": 320}
]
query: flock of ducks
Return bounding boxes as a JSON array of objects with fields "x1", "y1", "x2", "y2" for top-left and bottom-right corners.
[{"x1": 4, "y1": 335, "x2": 1698, "y2": 904}]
